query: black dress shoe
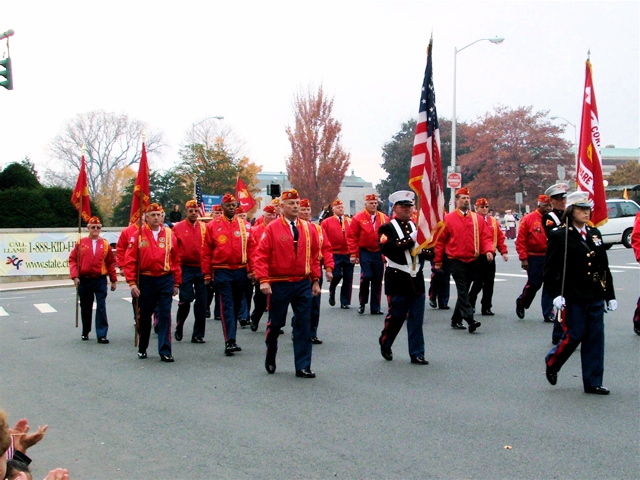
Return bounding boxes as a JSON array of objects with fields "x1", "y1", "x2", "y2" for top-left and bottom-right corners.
[
  {"x1": 371, "y1": 310, "x2": 384, "y2": 315},
  {"x1": 214, "y1": 316, "x2": 222, "y2": 321},
  {"x1": 328, "y1": 294, "x2": 336, "y2": 306},
  {"x1": 205, "y1": 308, "x2": 211, "y2": 318},
  {"x1": 137, "y1": 351, "x2": 147, "y2": 359},
  {"x1": 634, "y1": 327, "x2": 640, "y2": 336},
  {"x1": 468, "y1": 320, "x2": 481, "y2": 333},
  {"x1": 585, "y1": 386, "x2": 610, "y2": 395},
  {"x1": 265, "y1": 348, "x2": 277, "y2": 374},
  {"x1": 340, "y1": 305, "x2": 350, "y2": 309},
  {"x1": 160, "y1": 354, "x2": 174, "y2": 362},
  {"x1": 410, "y1": 356, "x2": 429, "y2": 365},
  {"x1": 439, "y1": 305, "x2": 451, "y2": 310},
  {"x1": 358, "y1": 305, "x2": 365, "y2": 314},
  {"x1": 191, "y1": 337, "x2": 206, "y2": 344},
  {"x1": 81, "y1": 334, "x2": 89, "y2": 341},
  {"x1": 380, "y1": 345, "x2": 393, "y2": 361},
  {"x1": 239, "y1": 319, "x2": 250, "y2": 328},
  {"x1": 265, "y1": 360, "x2": 276, "y2": 374},
  {"x1": 310, "y1": 336, "x2": 323, "y2": 344},
  {"x1": 295, "y1": 368, "x2": 316, "y2": 378},
  {"x1": 174, "y1": 329, "x2": 183, "y2": 341},
  {"x1": 544, "y1": 316, "x2": 555, "y2": 323},
  {"x1": 97, "y1": 337, "x2": 110, "y2": 344},
  {"x1": 224, "y1": 341, "x2": 235, "y2": 356},
  {"x1": 481, "y1": 309, "x2": 494, "y2": 316},
  {"x1": 278, "y1": 329, "x2": 285, "y2": 335},
  {"x1": 231, "y1": 342, "x2": 242, "y2": 352},
  {"x1": 516, "y1": 302, "x2": 525, "y2": 319},
  {"x1": 545, "y1": 365, "x2": 557, "y2": 385},
  {"x1": 250, "y1": 318, "x2": 259, "y2": 332},
  {"x1": 451, "y1": 322, "x2": 466, "y2": 330},
  {"x1": 429, "y1": 299, "x2": 437, "y2": 308}
]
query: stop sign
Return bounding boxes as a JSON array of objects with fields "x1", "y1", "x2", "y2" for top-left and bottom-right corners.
[{"x1": 447, "y1": 172, "x2": 462, "y2": 189}]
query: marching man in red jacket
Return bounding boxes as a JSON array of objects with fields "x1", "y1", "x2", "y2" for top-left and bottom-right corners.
[
  {"x1": 124, "y1": 203, "x2": 181, "y2": 362},
  {"x1": 253, "y1": 189, "x2": 322, "y2": 378},
  {"x1": 347, "y1": 193, "x2": 389, "y2": 315},
  {"x1": 69, "y1": 216, "x2": 117, "y2": 343},
  {"x1": 172, "y1": 199, "x2": 208, "y2": 344},
  {"x1": 201, "y1": 193, "x2": 253, "y2": 357},
  {"x1": 434, "y1": 188, "x2": 494, "y2": 333},
  {"x1": 321, "y1": 198, "x2": 354, "y2": 309}
]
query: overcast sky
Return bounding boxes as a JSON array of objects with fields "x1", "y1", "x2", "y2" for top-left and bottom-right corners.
[{"x1": 2, "y1": 0, "x2": 638, "y2": 187}]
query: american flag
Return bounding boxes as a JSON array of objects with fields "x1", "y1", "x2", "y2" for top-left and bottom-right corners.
[
  {"x1": 195, "y1": 180, "x2": 206, "y2": 217},
  {"x1": 408, "y1": 37, "x2": 445, "y2": 253}
]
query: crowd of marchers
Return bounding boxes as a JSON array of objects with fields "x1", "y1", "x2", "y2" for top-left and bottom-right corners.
[{"x1": 69, "y1": 184, "x2": 640, "y2": 393}]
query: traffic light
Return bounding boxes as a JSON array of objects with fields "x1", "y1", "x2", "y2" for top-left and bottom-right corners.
[
  {"x1": 267, "y1": 184, "x2": 281, "y2": 198},
  {"x1": 0, "y1": 57, "x2": 12, "y2": 90}
]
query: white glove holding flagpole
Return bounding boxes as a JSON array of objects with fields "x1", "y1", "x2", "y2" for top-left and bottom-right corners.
[
  {"x1": 607, "y1": 300, "x2": 618, "y2": 311},
  {"x1": 409, "y1": 230, "x2": 418, "y2": 243},
  {"x1": 553, "y1": 296, "x2": 565, "y2": 311}
]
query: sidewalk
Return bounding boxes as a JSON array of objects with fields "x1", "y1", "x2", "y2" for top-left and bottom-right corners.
[{"x1": 0, "y1": 275, "x2": 127, "y2": 292}]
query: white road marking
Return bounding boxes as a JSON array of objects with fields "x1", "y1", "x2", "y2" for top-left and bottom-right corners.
[{"x1": 34, "y1": 303, "x2": 57, "y2": 313}]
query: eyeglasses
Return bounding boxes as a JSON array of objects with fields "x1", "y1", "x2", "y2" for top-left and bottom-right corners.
[
  {"x1": 89, "y1": 226, "x2": 102, "y2": 229},
  {"x1": 477, "y1": 205, "x2": 489, "y2": 208}
]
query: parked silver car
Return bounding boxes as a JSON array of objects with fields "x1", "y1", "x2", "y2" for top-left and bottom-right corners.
[{"x1": 599, "y1": 199, "x2": 640, "y2": 248}]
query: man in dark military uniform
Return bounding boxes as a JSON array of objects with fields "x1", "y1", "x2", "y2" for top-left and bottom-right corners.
[
  {"x1": 544, "y1": 191, "x2": 617, "y2": 395},
  {"x1": 377, "y1": 190, "x2": 429, "y2": 365},
  {"x1": 542, "y1": 182, "x2": 570, "y2": 344},
  {"x1": 542, "y1": 183, "x2": 569, "y2": 236}
]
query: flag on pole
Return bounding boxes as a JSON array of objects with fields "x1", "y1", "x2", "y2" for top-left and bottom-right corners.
[
  {"x1": 129, "y1": 143, "x2": 150, "y2": 225},
  {"x1": 235, "y1": 176, "x2": 256, "y2": 212},
  {"x1": 195, "y1": 180, "x2": 206, "y2": 217},
  {"x1": 408, "y1": 36, "x2": 445, "y2": 253},
  {"x1": 576, "y1": 57, "x2": 608, "y2": 227},
  {"x1": 70, "y1": 155, "x2": 92, "y2": 223}
]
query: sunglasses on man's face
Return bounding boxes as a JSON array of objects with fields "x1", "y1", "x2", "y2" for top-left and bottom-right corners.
[{"x1": 89, "y1": 226, "x2": 102, "y2": 229}]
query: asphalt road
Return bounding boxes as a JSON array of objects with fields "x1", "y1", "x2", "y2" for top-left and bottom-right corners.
[{"x1": 1, "y1": 241, "x2": 638, "y2": 479}]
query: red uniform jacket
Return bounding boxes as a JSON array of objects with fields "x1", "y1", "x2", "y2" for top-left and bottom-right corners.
[
  {"x1": 347, "y1": 210, "x2": 390, "y2": 256},
  {"x1": 434, "y1": 209, "x2": 494, "y2": 264},
  {"x1": 482, "y1": 215, "x2": 508, "y2": 255},
  {"x1": 314, "y1": 222, "x2": 334, "y2": 271},
  {"x1": 123, "y1": 224, "x2": 181, "y2": 285},
  {"x1": 632, "y1": 212, "x2": 640, "y2": 263},
  {"x1": 69, "y1": 237, "x2": 117, "y2": 282},
  {"x1": 201, "y1": 215, "x2": 252, "y2": 281},
  {"x1": 116, "y1": 223, "x2": 138, "y2": 268},
  {"x1": 515, "y1": 210, "x2": 547, "y2": 261},
  {"x1": 321, "y1": 215, "x2": 352, "y2": 255},
  {"x1": 173, "y1": 219, "x2": 207, "y2": 267},
  {"x1": 253, "y1": 216, "x2": 321, "y2": 284}
]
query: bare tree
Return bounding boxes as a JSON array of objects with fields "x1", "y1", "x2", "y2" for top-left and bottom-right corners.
[
  {"x1": 46, "y1": 110, "x2": 164, "y2": 217},
  {"x1": 286, "y1": 85, "x2": 350, "y2": 213}
]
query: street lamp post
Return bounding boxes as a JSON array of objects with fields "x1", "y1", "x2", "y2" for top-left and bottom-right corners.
[
  {"x1": 550, "y1": 115, "x2": 578, "y2": 171},
  {"x1": 192, "y1": 115, "x2": 224, "y2": 143},
  {"x1": 450, "y1": 36, "x2": 504, "y2": 211}
]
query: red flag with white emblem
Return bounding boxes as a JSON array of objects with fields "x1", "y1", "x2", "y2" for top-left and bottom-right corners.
[{"x1": 576, "y1": 57, "x2": 608, "y2": 227}]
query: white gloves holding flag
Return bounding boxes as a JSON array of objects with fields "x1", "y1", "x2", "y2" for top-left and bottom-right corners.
[
  {"x1": 607, "y1": 300, "x2": 618, "y2": 312},
  {"x1": 553, "y1": 296, "x2": 566, "y2": 311},
  {"x1": 409, "y1": 230, "x2": 418, "y2": 243}
]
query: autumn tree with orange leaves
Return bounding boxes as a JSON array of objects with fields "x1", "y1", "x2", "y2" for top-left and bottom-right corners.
[
  {"x1": 286, "y1": 86, "x2": 350, "y2": 215},
  {"x1": 458, "y1": 106, "x2": 574, "y2": 212}
]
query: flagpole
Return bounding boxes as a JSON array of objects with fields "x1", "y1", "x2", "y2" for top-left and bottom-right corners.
[{"x1": 75, "y1": 206, "x2": 81, "y2": 329}]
